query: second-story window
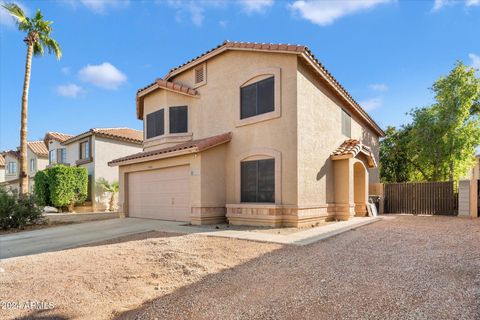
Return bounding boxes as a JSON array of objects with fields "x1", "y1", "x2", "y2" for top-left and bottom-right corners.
[
  {"x1": 146, "y1": 109, "x2": 165, "y2": 139},
  {"x1": 80, "y1": 140, "x2": 90, "y2": 160},
  {"x1": 49, "y1": 150, "x2": 56, "y2": 165},
  {"x1": 57, "y1": 148, "x2": 67, "y2": 164},
  {"x1": 30, "y1": 158, "x2": 36, "y2": 172},
  {"x1": 240, "y1": 76, "x2": 274, "y2": 119},
  {"x1": 7, "y1": 162, "x2": 17, "y2": 174},
  {"x1": 341, "y1": 109, "x2": 351, "y2": 138},
  {"x1": 169, "y1": 106, "x2": 188, "y2": 134}
]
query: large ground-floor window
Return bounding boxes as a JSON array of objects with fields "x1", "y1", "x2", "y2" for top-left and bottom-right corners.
[{"x1": 241, "y1": 158, "x2": 275, "y2": 203}]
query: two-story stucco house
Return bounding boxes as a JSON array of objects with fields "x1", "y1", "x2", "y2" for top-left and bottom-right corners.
[
  {"x1": 0, "y1": 155, "x2": 5, "y2": 183},
  {"x1": 0, "y1": 141, "x2": 49, "y2": 193},
  {"x1": 44, "y1": 128, "x2": 143, "y2": 211},
  {"x1": 109, "y1": 41, "x2": 385, "y2": 227}
]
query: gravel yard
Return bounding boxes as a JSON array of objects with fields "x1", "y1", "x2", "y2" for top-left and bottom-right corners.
[
  {"x1": 1, "y1": 215, "x2": 479, "y2": 320},
  {"x1": 118, "y1": 215, "x2": 480, "y2": 320}
]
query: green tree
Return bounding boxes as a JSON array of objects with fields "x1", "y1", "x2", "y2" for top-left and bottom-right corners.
[
  {"x1": 380, "y1": 62, "x2": 480, "y2": 182},
  {"x1": 96, "y1": 178, "x2": 119, "y2": 212},
  {"x1": 2, "y1": 3, "x2": 61, "y2": 195}
]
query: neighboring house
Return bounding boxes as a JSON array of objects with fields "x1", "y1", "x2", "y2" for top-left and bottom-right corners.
[
  {"x1": 109, "y1": 41, "x2": 385, "y2": 227},
  {"x1": 0, "y1": 154, "x2": 5, "y2": 183},
  {"x1": 0, "y1": 141, "x2": 49, "y2": 193},
  {"x1": 44, "y1": 128, "x2": 143, "y2": 211}
]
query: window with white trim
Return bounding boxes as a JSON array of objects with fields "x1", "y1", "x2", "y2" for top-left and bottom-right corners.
[
  {"x1": 7, "y1": 162, "x2": 17, "y2": 174},
  {"x1": 30, "y1": 158, "x2": 36, "y2": 172}
]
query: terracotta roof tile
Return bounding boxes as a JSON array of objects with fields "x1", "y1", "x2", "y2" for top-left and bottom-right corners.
[
  {"x1": 109, "y1": 132, "x2": 232, "y2": 166},
  {"x1": 44, "y1": 132, "x2": 74, "y2": 146},
  {"x1": 331, "y1": 139, "x2": 377, "y2": 168},
  {"x1": 28, "y1": 141, "x2": 49, "y2": 157},
  {"x1": 62, "y1": 128, "x2": 143, "y2": 145},
  {"x1": 0, "y1": 154, "x2": 4, "y2": 167}
]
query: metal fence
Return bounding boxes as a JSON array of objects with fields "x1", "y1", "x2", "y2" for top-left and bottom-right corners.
[{"x1": 384, "y1": 181, "x2": 458, "y2": 215}]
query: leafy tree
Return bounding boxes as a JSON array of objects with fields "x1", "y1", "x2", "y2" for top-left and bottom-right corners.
[
  {"x1": 96, "y1": 178, "x2": 119, "y2": 212},
  {"x1": 380, "y1": 61, "x2": 480, "y2": 182},
  {"x1": 2, "y1": 3, "x2": 61, "y2": 195}
]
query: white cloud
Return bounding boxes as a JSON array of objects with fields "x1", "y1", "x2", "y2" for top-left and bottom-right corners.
[
  {"x1": 56, "y1": 84, "x2": 84, "y2": 98},
  {"x1": 466, "y1": 0, "x2": 480, "y2": 6},
  {"x1": 369, "y1": 83, "x2": 388, "y2": 92},
  {"x1": 61, "y1": 67, "x2": 70, "y2": 75},
  {"x1": 166, "y1": 0, "x2": 206, "y2": 26},
  {"x1": 359, "y1": 97, "x2": 382, "y2": 111},
  {"x1": 0, "y1": 1, "x2": 28, "y2": 27},
  {"x1": 469, "y1": 53, "x2": 480, "y2": 75},
  {"x1": 432, "y1": 0, "x2": 479, "y2": 11},
  {"x1": 79, "y1": 62, "x2": 127, "y2": 90},
  {"x1": 289, "y1": 0, "x2": 392, "y2": 26},
  {"x1": 238, "y1": 0, "x2": 274, "y2": 13},
  {"x1": 64, "y1": 0, "x2": 129, "y2": 14}
]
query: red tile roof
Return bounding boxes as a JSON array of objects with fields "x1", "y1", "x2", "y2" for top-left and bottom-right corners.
[
  {"x1": 136, "y1": 40, "x2": 385, "y2": 137},
  {"x1": 331, "y1": 139, "x2": 377, "y2": 168},
  {"x1": 62, "y1": 128, "x2": 143, "y2": 145},
  {"x1": 0, "y1": 154, "x2": 4, "y2": 167},
  {"x1": 28, "y1": 141, "x2": 49, "y2": 157},
  {"x1": 44, "y1": 132, "x2": 74, "y2": 145},
  {"x1": 109, "y1": 132, "x2": 232, "y2": 166}
]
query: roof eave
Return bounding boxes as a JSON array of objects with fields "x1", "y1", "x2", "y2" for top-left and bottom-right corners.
[{"x1": 108, "y1": 147, "x2": 198, "y2": 167}]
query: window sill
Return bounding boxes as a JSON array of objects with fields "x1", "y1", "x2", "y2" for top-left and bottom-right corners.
[
  {"x1": 235, "y1": 110, "x2": 281, "y2": 128},
  {"x1": 76, "y1": 158, "x2": 93, "y2": 166},
  {"x1": 143, "y1": 132, "x2": 193, "y2": 149}
]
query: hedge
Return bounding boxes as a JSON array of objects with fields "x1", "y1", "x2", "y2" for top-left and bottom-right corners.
[{"x1": 34, "y1": 165, "x2": 88, "y2": 211}]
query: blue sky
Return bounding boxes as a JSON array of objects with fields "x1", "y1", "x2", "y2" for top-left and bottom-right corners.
[{"x1": 1, "y1": 0, "x2": 479, "y2": 151}]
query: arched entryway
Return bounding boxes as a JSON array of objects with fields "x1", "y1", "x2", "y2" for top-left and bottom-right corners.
[{"x1": 353, "y1": 161, "x2": 368, "y2": 217}]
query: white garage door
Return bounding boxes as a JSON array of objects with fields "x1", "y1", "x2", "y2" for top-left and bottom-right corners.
[{"x1": 128, "y1": 165, "x2": 190, "y2": 221}]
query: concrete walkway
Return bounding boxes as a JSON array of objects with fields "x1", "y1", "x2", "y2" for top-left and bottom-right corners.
[{"x1": 0, "y1": 217, "x2": 382, "y2": 259}]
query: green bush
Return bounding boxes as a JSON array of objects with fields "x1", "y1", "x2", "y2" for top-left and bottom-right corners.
[
  {"x1": 33, "y1": 165, "x2": 88, "y2": 211},
  {"x1": 34, "y1": 169, "x2": 51, "y2": 206},
  {"x1": 48, "y1": 165, "x2": 88, "y2": 210},
  {"x1": 0, "y1": 189, "x2": 43, "y2": 230}
]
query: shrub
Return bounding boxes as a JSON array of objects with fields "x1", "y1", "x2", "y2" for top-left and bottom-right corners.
[
  {"x1": 33, "y1": 165, "x2": 88, "y2": 211},
  {"x1": 34, "y1": 169, "x2": 51, "y2": 206},
  {"x1": 47, "y1": 165, "x2": 88, "y2": 210},
  {"x1": 0, "y1": 189, "x2": 43, "y2": 230}
]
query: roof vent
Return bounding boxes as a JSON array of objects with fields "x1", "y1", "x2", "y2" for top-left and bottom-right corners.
[{"x1": 195, "y1": 65, "x2": 204, "y2": 84}]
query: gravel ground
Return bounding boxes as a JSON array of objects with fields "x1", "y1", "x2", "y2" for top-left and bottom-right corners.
[
  {"x1": 0, "y1": 232, "x2": 281, "y2": 319},
  {"x1": 116, "y1": 215, "x2": 480, "y2": 320}
]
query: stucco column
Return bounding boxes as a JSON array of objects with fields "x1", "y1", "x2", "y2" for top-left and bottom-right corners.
[{"x1": 333, "y1": 158, "x2": 355, "y2": 220}]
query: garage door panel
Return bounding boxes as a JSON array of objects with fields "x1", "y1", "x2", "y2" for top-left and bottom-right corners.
[{"x1": 128, "y1": 165, "x2": 190, "y2": 221}]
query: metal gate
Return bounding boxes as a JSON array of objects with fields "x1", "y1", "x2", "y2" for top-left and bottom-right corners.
[{"x1": 384, "y1": 181, "x2": 458, "y2": 215}]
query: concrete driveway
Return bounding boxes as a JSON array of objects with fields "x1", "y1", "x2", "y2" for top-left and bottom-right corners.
[{"x1": 0, "y1": 218, "x2": 193, "y2": 259}]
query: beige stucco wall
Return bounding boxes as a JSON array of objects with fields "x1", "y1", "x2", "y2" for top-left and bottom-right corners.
[
  {"x1": 93, "y1": 137, "x2": 142, "y2": 210},
  {"x1": 0, "y1": 168, "x2": 4, "y2": 183},
  {"x1": 296, "y1": 60, "x2": 380, "y2": 208},
  {"x1": 142, "y1": 50, "x2": 299, "y2": 206}
]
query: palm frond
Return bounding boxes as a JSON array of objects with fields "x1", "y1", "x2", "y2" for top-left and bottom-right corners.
[
  {"x1": 1, "y1": 3, "x2": 27, "y2": 25},
  {"x1": 46, "y1": 37, "x2": 61, "y2": 59},
  {"x1": 33, "y1": 41, "x2": 44, "y2": 56}
]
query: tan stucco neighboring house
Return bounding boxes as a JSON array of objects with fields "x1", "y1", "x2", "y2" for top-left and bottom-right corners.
[
  {"x1": 0, "y1": 141, "x2": 49, "y2": 193},
  {"x1": 44, "y1": 128, "x2": 143, "y2": 211},
  {"x1": 109, "y1": 41, "x2": 385, "y2": 227},
  {"x1": 0, "y1": 154, "x2": 5, "y2": 183}
]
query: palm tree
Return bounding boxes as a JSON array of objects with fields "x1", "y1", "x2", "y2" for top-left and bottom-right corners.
[
  {"x1": 2, "y1": 3, "x2": 61, "y2": 195},
  {"x1": 97, "y1": 178, "x2": 120, "y2": 212}
]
